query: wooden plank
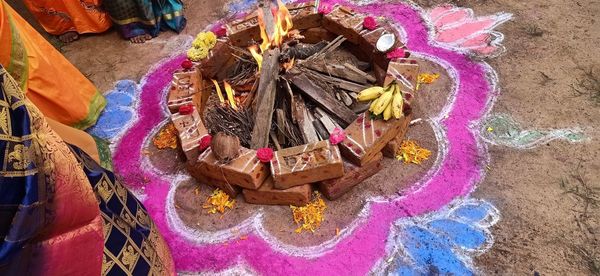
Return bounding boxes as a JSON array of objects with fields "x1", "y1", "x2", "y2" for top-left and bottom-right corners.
[
  {"x1": 319, "y1": 152, "x2": 383, "y2": 200},
  {"x1": 322, "y1": 5, "x2": 365, "y2": 44},
  {"x1": 271, "y1": 140, "x2": 344, "y2": 189},
  {"x1": 243, "y1": 177, "x2": 311, "y2": 206},
  {"x1": 293, "y1": 95, "x2": 320, "y2": 144},
  {"x1": 250, "y1": 48, "x2": 281, "y2": 148},
  {"x1": 344, "y1": 63, "x2": 377, "y2": 83},
  {"x1": 302, "y1": 61, "x2": 368, "y2": 84},
  {"x1": 286, "y1": 71, "x2": 357, "y2": 127}
]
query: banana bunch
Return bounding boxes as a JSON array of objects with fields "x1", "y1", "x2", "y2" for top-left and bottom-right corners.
[{"x1": 357, "y1": 83, "x2": 404, "y2": 121}]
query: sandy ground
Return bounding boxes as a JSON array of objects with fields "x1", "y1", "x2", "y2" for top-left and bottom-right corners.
[{"x1": 8, "y1": 0, "x2": 600, "y2": 274}]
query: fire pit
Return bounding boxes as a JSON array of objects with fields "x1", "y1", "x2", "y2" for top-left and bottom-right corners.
[{"x1": 166, "y1": 1, "x2": 419, "y2": 206}]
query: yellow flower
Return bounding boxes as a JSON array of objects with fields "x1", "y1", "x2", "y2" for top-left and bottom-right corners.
[
  {"x1": 194, "y1": 31, "x2": 217, "y2": 49},
  {"x1": 290, "y1": 192, "x2": 327, "y2": 234},
  {"x1": 395, "y1": 140, "x2": 432, "y2": 165},
  {"x1": 202, "y1": 189, "x2": 235, "y2": 214},
  {"x1": 187, "y1": 47, "x2": 209, "y2": 61}
]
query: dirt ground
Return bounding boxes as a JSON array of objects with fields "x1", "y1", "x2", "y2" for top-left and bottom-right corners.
[{"x1": 8, "y1": 0, "x2": 600, "y2": 274}]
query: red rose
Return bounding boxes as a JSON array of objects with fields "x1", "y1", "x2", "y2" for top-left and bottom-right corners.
[
  {"x1": 178, "y1": 104, "x2": 194, "y2": 115},
  {"x1": 181, "y1": 60, "x2": 194, "y2": 70},
  {"x1": 329, "y1": 128, "x2": 346, "y2": 145},
  {"x1": 256, "y1": 148, "x2": 274, "y2": 163},
  {"x1": 386, "y1": 47, "x2": 406, "y2": 60},
  {"x1": 318, "y1": 4, "x2": 333, "y2": 15},
  {"x1": 363, "y1": 16, "x2": 378, "y2": 31},
  {"x1": 214, "y1": 26, "x2": 227, "y2": 38},
  {"x1": 198, "y1": 134, "x2": 212, "y2": 151}
]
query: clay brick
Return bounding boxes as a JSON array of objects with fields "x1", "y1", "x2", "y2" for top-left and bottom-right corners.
[
  {"x1": 271, "y1": 140, "x2": 344, "y2": 189},
  {"x1": 383, "y1": 59, "x2": 420, "y2": 92},
  {"x1": 382, "y1": 114, "x2": 412, "y2": 158},
  {"x1": 167, "y1": 69, "x2": 205, "y2": 114},
  {"x1": 288, "y1": 1, "x2": 322, "y2": 30},
  {"x1": 171, "y1": 109, "x2": 209, "y2": 162},
  {"x1": 339, "y1": 112, "x2": 410, "y2": 166},
  {"x1": 199, "y1": 41, "x2": 235, "y2": 79},
  {"x1": 225, "y1": 12, "x2": 260, "y2": 47},
  {"x1": 243, "y1": 177, "x2": 311, "y2": 206},
  {"x1": 196, "y1": 147, "x2": 269, "y2": 190},
  {"x1": 319, "y1": 152, "x2": 383, "y2": 200},
  {"x1": 322, "y1": 5, "x2": 365, "y2": 44},
  {"x1": 186, "y1": 162, "x2": 241, "y2": 197}
]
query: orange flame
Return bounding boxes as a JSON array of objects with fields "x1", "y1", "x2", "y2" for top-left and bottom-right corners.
[
  {"x1": 283, "y1": 57, "x2": 295, "y2": 71},
  {"x1": 223, "y1": 81, "x2": 238, "y2": 110},
  {"x1": 249, "y1": 45, "x2": 263, "y2": 70},
  {"x1": 248, "y1": 1, "x2": 294, "y2": 72}
]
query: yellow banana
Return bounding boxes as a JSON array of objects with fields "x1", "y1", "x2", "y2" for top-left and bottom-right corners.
[
  {"x1": 369, "y1": 97, "x2": 380, "y2": 112},
  {"x1": 383, "y1": 100, "x2": 393, "y2": 120},
  {"x1": 373, "y1": 90, "x2": 393, "y2": 115},
  {"x1": 357, "y1": 86, "x2": 384, "y2": 101},
  {"x1": 392, "y1": 89, "x2": 404, "y2": 119}
]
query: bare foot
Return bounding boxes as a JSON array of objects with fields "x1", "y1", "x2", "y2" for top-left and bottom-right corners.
[
  {"x1": 58, "y1": 31, "x2": 79, "y2": 43},
  {"x1": 130, "y1": 34, "x2": 152, "y2": 44}
]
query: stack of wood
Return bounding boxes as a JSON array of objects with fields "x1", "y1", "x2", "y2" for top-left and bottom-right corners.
[{"x1": 167, "y1": 2, "x2": 420, "y2": 206}]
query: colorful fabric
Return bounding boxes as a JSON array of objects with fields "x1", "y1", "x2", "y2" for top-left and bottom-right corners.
[
  {"x1": 22, "y1": 0, "x2": 112, "y2": 35},
  {"x1": 0, "y1": 66, "x2": 175, "y2": 275},
  {"x1": 103, "y1": 0, "x2": 186, "y2": 39},
  {"x1": 0, "y1": 1, "x2": 106, "y2": 129}
]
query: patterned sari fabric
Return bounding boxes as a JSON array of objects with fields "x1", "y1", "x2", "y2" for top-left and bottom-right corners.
[
  {"x1": 0, "y1": 1, "x2": 106, "y2": 129},
  {"x1": 103, "y1": 0, "x2": 186, "y2": 39},
  {"x1": 0, "y1": 66, "x2": 174, "y2": 275},
  {"x1": 22, "y1": 0, "x2": 112, "y2": 35}
]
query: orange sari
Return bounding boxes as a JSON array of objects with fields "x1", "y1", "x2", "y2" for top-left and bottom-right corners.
[
  {"x1": 0, "y1": 1, "x2": 106, "y2": 129},
  {"x1": 22, "y1": 0, "x2": 111, "y2": 35}
]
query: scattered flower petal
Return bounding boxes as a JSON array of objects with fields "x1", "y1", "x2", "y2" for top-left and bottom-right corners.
[
  {"x1": 152, "y1": 123, "x2": 178, "y2": 150},
  {"x1": 395, "y1": 140, "x2": 432, "y2": 164},
  {"x1": 318, "y1": 4, "x2": 333, "y2": 15},
  {"x1": 203, "y1": 189, "x2": 235, "y2": 214},
  {"x1": 291, "y1": 192, "x2": 327, "y2": 234}
]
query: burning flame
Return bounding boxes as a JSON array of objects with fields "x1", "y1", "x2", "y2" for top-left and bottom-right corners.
[
  {"x1": 211, "y1": 79, "x2": 225, "y2": 103},
  {"x1": 249, "y1": 45, "x2": 263, "y2": 71},
  {"x1": 283, "y1": 57, "x2": 295, "y2": 71},
  {"x1": 248, "y1": 0, "x2": 294, "y2": 71},
  {"x1": 223, "y1": 81, "x2": 238, "y2": 110}
]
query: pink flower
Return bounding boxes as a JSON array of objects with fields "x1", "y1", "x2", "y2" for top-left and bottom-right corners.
[
  {"x1": 386, "y1": 47, "x2": 406, "y2": 60},
  {"x1": 214, "y1": 26, "x2": 227, "y2": 38},
  {"x1": 329, "y1": 128, "x2": 346, "y2": 145},
  {"x1": 178, "y1": 104, "x2": 194, "y2": 115},
  {"x1": 363, "y1": 16, "x2": 378, "y2": 31},
  {"x1": 181, "y1": 60, "x2": 194, "y2": 70},
  {"x1": 256, "y1": 148, "x2": 274, "y2": 163},
  {"x1": 198, "y1": 134, "x2": 212, "y2": 151},
  {"x1": 318, "y1": 4, "x2": 333, "y2": 15}
]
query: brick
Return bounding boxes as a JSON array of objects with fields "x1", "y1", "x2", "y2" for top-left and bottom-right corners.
[
  {"x1": 167, "y1": 69, "x2": 204, "y2": 114},
  {"x1": 383, "y1": 59, "x2": 420, "y2": 91},
  {"x1": 382, "y1": 114, "x2": 412, "y2": 158},
  {"x1": 288, "y1": 1, "x2": 322, "y2": 30},
  {"x1": 186, "y1": 162, "x2": 241, "y2": 197},
  {"x1": 319, "y1": 152, "x2": 383, "y2": 200},
  {"x1": 171, "y1": 109, "x2": 209, "y2": 162},
  {"x1": 322, "y1": 5, "x2": 365, "y2": 44},
  {"x1": 339, "y1": 112, "x2": 410, "y2": 166},
  {"x1": 196, "y1": 147, "x2": 269, "y2": 190},
  {"x1": 243, "y1": 177, "x2": 311, "y2": 206},
  {"x1": 271, "y1": 140, "x2": 344, "y2": 189}
]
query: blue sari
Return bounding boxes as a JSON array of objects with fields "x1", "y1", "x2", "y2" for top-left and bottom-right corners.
[{"x1": 102, "y1": 0, "x2": 186, "y2": 39}]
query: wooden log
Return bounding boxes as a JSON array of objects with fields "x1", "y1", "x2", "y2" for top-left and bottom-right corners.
[
  {"x1": 286, "y1": 71, "x2": 357, "y2": 127},
  {"x1": 186, "y1": 162, "x2": 241, "y2": 197},
  {"x1": 270, "y1": 131, "x2": 283, "y2": 151},
  {"x1": 293, "y1": 95, "x2": 319, "y2": 144},
  {"x1": 195, "y1": 147, "x2": 269, "y2": 190},
  {"x1": 339, "y1": 112, "x2": 411, "y2": 166},
  {"x1": 344, "y1": 63, "x2": 377, "y2": 83},
  {"x1": 339, "y1": 91, "x2": 354, "y2": 106},
  {"x1": 313, "y1": 119, "x2": 330, "y2": 140},
  {"x1": 314, "y1": 107, "x2": 339, "y2": 133},
  {"x1": 319, "y1": 152, "x2": 383, "y2": 200},
  {"x1": 275, "y1": 109, "x2": 287, "y2": 145},
  {"x1": 382, "y1": 115, "x2": 412, "y2": 158},
  {"x1": 261, "y1": 0, "x2": 275, "y2": 42},
  {"x1": 250, "y1": 48, "x2": 281, "y2": 149},
  {"x1": 243, "y1": 177, "x2": 312, "y2": 206},
  {"x1": 280, "y1": 41, "x2": 328, "y2": 62},
  {"x1": 171, "y1": 108, "x2": 209, "y2": 162},
  {"x1": 302, "y1": 61, "x2": 368, "y2": 84},
  {"x1": 271, "y1": 140, "x2": 344, "y2": 189},
  {"x1": 322, "y1": 5, "x2": 365, "y2": 44}
]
